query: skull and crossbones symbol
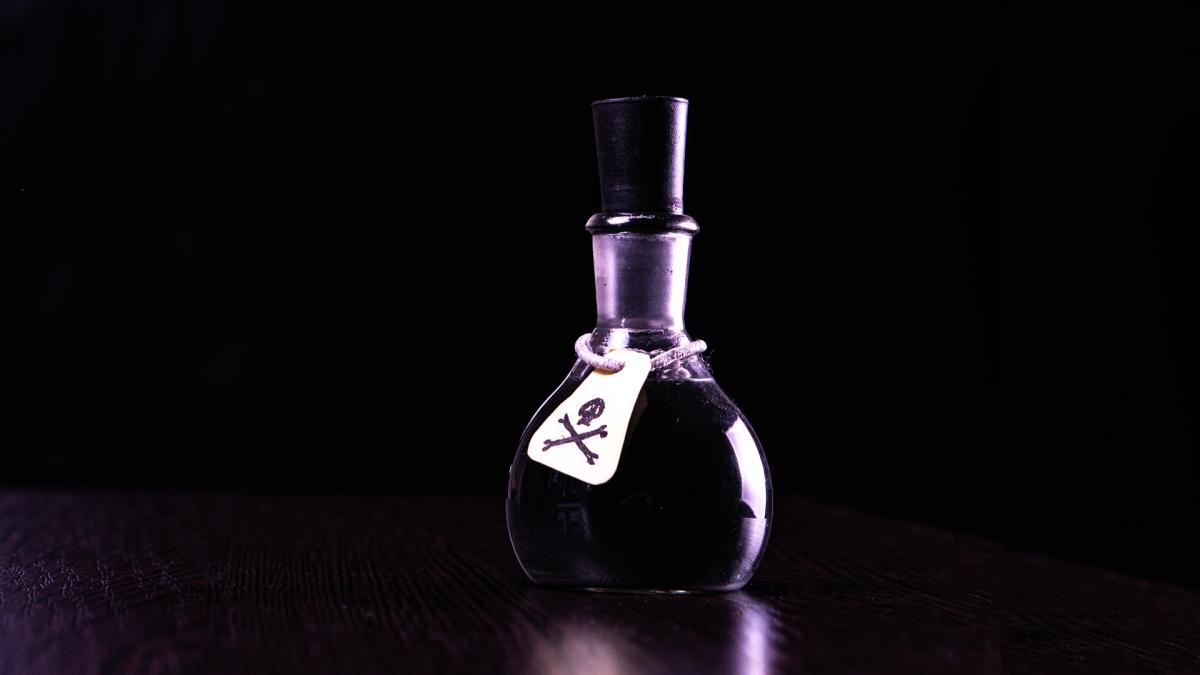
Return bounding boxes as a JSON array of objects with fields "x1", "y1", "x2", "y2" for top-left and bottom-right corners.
[{"x1": 541, "y1": 397, "x2": 607, "y2": 465}]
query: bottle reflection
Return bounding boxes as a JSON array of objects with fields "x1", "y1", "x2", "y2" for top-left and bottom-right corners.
[
  {"x1": 522, "y1": 592, "x2": 781, "y2": 675},
  {"x1": 733, "y1": 593, "x2": 775, "y2": 675}
]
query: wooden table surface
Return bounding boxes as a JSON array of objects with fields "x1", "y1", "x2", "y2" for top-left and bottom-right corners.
[{"x1": 1, "y1": 492, "x2": 1197, "y2": 674}]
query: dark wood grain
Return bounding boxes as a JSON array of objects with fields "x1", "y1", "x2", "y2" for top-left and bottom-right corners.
[{"x1": 1, "y1": 493, "x2": 1196, "y2": 674}]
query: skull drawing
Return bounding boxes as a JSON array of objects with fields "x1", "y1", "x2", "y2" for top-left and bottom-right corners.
[{"x1": 577, "y1": 398, "x2": 605, "y2": 426}]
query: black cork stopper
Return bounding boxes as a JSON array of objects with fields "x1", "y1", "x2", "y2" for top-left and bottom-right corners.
[{"x1": 591, "y1": 96, "x2": 688, "y2": 214}]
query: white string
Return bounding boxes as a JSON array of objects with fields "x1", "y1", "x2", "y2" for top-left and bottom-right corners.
[{"x1": 573, "y1": 333, "x2": 708, "y2": 373}]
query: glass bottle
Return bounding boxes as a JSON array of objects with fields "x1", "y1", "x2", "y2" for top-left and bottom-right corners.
[{"x1": 506, "y1": 96, "x2": 771, "y2": 592}]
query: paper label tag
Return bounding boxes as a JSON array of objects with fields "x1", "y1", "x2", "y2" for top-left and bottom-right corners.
[{"x1": 526, "y1": 349, "x2": 651, "y2": 485}]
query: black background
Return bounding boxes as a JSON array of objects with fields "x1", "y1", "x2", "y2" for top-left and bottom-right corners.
[{"x1": 6, "y1": 4, "x2": 1198, "y2": 586}]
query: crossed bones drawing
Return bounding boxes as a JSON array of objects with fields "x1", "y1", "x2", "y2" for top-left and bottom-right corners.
[{"x1": 542, "y1": 398, "x2": 607, "y2": 465}]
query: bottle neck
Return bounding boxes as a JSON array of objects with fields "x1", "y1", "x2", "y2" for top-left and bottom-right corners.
[{"x1": 592, "y1": 229, "x2": 693, "y2": 332}]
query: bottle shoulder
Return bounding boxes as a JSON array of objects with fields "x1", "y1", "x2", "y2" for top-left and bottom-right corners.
[{"x1": 515, "y1": 359, "x2": 764, "y2": 476}]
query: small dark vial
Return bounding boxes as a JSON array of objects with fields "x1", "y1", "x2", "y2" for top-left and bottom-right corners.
[{"x1": 506, "y1": 97, "x2": 772, "y2": 593}]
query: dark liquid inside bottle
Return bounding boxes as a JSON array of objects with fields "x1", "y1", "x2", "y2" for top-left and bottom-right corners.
[{"x1": 506, "y1": 361, "x2": 772, "y2": 592}]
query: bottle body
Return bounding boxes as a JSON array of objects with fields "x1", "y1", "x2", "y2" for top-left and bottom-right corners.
[{"x1": 506, "y1": 330, "x2": 772, "y2": 592}]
